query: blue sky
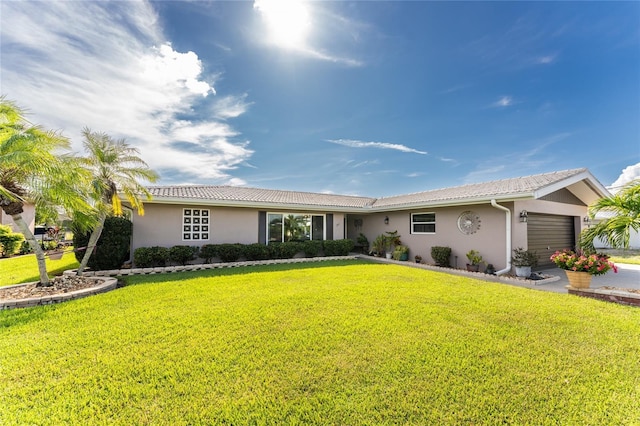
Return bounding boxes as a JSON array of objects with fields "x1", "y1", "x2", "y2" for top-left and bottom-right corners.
[{"x1": 1, "y1": 1, "x2": 639, "y2": 196}]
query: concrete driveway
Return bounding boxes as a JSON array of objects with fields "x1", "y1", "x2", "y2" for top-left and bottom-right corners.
[{"x1": 521, "y1": 263, "x2": 640, "y2": 294}]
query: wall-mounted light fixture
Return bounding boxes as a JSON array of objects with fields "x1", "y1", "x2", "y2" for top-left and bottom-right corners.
[
  {"x1": 519, "y1": 210, "x2": 528, "y2": 223},
  {"x1": 384, "y1": 216, "x2": 389, "y2": 225},
  {"x1": 583, "y1": 216, "x2": 591, "y2": 226}
]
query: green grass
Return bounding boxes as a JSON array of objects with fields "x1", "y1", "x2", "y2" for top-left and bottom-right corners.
[
  {"x1": 601, "y1": 248, "x2": 640, "y2": 265},
  {"x1": 1, "y1": 261, "x2": 639, "y2": 424},
  {"x1": 0, "y1": 252, "x2": 79, "y2": 286}
]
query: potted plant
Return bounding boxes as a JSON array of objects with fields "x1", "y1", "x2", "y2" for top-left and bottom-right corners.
[
  {"x1": 414, "y1": 254, "x2": 422, "y2": 264},
  {"x1": 356, "y1": 233, "x2": 369, "y2": 254},
  {"x1": 371, "y1": 234, "x2": 386, "y2": 257},
  {"x1": 465, "y1": 249, "x2": 483, "y2": 272},
  {"x1": 511, "y1": 247, "x2": 539, "y2": 278},
  {"x1": 392, "y1": 245, "x2": 409, "y2": 261},
  {"x1": 384, "y1": 230, "x2": 401, "y2": 259},
  {"x1": 485, "y1": 263, "x2": 496, "y2": 275},
  {"x1": 550, "y1": 249, "x2": 617, "y2": 288}
]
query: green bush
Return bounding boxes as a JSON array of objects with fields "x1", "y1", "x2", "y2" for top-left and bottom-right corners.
[
  {"x1": 199, "y1": 244, "x2": 218, "y2": 263},
  {"x1": 323, "y1": 239, "x2": 354, "y2": 256},
  {"x1": 268, "y1": 242, "x2": 300, "y2": 259},
  {"x1": 217, "y1": 244, "x2": 243, "y2": 263},
  {"x1": 431, "y1": 246, "x2": 452, "y2": 267},
  {"x1": 133, "y1": 247, "x2": 153, "y2": 268},
  {"x1": 73, "y1": 216, "x2": 132, "y2": 271},
  {"x1": 0, "y1": 224, "x2": 24, "y2": 257},
  {"x1": 302, "y1": 240, "x2": 323, "y2": 257},
  {"x1": 244, "y1": 243, "x2": 270, "y2": 261},
  {"x1": 19, "y1": 240, "x2": 33, "y2": 255},
  {"x1": 169, "y1": 245, "x2": 200, "y2": 266},
  {"x1": 134, "y1": 246, "x2": 169, "y2": 268}
]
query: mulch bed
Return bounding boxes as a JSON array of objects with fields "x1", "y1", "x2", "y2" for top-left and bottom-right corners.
[{"x1": 0, "y1": 275, "x2": 102, "y2": 301}]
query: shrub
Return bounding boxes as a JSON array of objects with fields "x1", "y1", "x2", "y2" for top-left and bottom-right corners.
[
  {"x1": 217, "y1": 243, "x2": 243, "y2": 263},
  {"x1": 268, "y1": 242, "x2": 300, "y2": 259},
  {"x1": 0, "y1": 224, "x2": 24, "y2": 257},
  {"x1": 431, "y1": 246, "x2": 452, "y2": 267},
  {"x1": 169, "y1": 245, "x2": 200, "y2": 266},
  {"x1": 323, "y1": 239, "x2": 354, "y2": 256},
  {"x1": 19, "y1": 240, "x2": 33, "y2": 255},
  {"x1": 73, "y1": 216, "x2": 133, "y2": 270},
  {"x1": 302, "y1": 240, "x2": 323, "y2": 257},
  {"x1": 244, "y1": 243, "x2": 270, "y2": 261},
  {"x1": 133, "y1": 246, "x2": 169, "y2": 268},
  {"x1": 511, "y1": 247, "x2": 539, "y2": 267},
  {"x1": 199, "y1": 244, "x2": 218, "y2": 263}
]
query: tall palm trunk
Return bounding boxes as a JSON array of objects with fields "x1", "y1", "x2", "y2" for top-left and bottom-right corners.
[
  {"x1": 10, "y1": 213, "x2": 50, "y2": 286},
  {"x1": 76, "y1": 211, "x2": 106, "y2": 276}
]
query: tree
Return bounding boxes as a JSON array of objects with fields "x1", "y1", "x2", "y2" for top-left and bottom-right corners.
[
  {"x1": 0, "y1": 97, "x2": 90, "y2": 286},
  {"x1": 76, "y1": 129, "x2": 158, "y2": 275},
  {"x1": 580, "y1": 180, "x2": 640, "y2": 252}
]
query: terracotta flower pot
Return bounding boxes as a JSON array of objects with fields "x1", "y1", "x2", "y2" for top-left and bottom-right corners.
[{"x1": 565, "y1": 270, "x2": 592, "y2": 289}]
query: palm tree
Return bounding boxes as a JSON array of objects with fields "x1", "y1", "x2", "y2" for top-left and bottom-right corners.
[
  {"x1": 0, "y1": 97, "x2": 90, "y2": 286},
  {"x1": 76, "y1": 129, "x2": 158, "y2": 276},
  {"x1": 580, "y1": 180, "x2": 640, "y2": 252}
]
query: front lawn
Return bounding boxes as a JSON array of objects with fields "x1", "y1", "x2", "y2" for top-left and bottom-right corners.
[
  {"x1": 1, "y1": 261, "x2": 639, "y2": 424},
  {"x1": 0, "y1": 252, "x2": 79, "y2": 286},
  {"x1": 601, "y1": 248, "x2": 640, "y2": 265}
]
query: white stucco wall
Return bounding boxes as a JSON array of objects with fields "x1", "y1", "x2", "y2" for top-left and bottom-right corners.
[{"x1": 0, "y1": 204, "x2": 35, "y2": 234}]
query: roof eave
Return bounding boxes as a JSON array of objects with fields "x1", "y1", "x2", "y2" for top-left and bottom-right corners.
[
  {"x1": 142, "y1": 196, "x2": 367, "y2": 213},
  {"x1": 366, "y1": 194, "x2": 534, "y2": 212}
]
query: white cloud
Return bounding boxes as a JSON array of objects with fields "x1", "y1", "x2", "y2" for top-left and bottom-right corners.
[
  {"x1": 0, "y1": 1, "x2": 253, "y2": 184},
  {"x1": 212, "y1": 94, "x2": 253, "y2": 120},
  {"x1": 610, "y1": 162, "x2": 640, "y2": 191},
  {"x1": 535, "y1": 54, "x2": 557, "y2": 64},
  {"x1": 491, "y1": 96, "x2": 514, "y2": 108},
  {"x1": 327, "y1": 139, "x2": 427, "y2": 155}
]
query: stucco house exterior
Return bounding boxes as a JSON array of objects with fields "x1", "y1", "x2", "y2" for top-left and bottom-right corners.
[
  {"x1": 0, "y1": 204, "x2": 35, "y2": 234},
  {"x1": 125, "y1": 168, "x2": 609, "y2": 272}
]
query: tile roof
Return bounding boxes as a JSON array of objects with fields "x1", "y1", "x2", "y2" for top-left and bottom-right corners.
[
  {"x1": 371, "y1": 168, "x2": 589, "y2": 208},
  {"x1": 146, "y1": 185, "x2": 377, "y2": 209},
  {"x1": 146, "y1": 168, "x2": 592, "y2": 210}
]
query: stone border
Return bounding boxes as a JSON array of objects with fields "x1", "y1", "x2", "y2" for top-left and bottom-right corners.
[
  {"x1": 358, "y1": 255, "x2": 561, "y2": 286},
  {"x1": 0, "y1": 277, "x2": 118, "y2": 310},
  {"x1": 64, "y1": 256, "x2": 359, "y2": 278},
  {"x1": 568, "y1": 287, "x2": 640, "y2": 307}
]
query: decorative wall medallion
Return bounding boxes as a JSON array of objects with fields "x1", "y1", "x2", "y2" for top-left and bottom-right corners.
[{"x1": 457, "y1": 211, "x2": 481, "y2": 235}]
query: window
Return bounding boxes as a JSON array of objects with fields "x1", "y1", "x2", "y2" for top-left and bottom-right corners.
[
  {"x1": 183, "y1": 208, "x2": 210, "y2": 240},
  {"x1": 267, "y1": 213, "x2": 325, "y2": 243},
  {"x1": 411, "y1": 212, "x2": 436, "y2": 234}
]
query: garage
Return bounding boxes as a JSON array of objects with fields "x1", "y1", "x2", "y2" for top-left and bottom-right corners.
[{"x1": 527, "y1": 213, "x2": 576, "y2": 270}]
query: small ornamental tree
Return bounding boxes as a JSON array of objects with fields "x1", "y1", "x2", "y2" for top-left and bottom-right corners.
[{"x1": 73, "y1": 216, "x2": 132, "y2": 271}]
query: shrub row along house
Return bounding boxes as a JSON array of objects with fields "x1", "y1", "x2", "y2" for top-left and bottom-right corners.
[{"x1": 124, "y1": 168, "x2": 608, "y2": 272}]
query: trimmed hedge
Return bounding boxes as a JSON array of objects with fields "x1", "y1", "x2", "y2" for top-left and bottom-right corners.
[
  {"x1": 134, "y1": 246, "x2": 170, "y2": 268},
  {"x1": 244, "y1": 243, "x2": 270, "y2": 261},
  {"x1": 217, "y1": 244, "x2": 243, "y2": 263},
  {"x1": 199, "y1": 244, "x2": 217, "y2": 263},
  {"x1": 323, "y1": 239, "x2": 354, "y2": 256},
  {"x1": 169, "y1": 245, "x2": 200, "y2": 266},
  {"x1": 268, "y1": 242, "x2": 301, "y2": 259},
  {"x1": 302, "y1": 240, "x2": 323, "y2": 258},
  {"x1": 132, "y1": 239, "x2": 355, "y2": 267}
]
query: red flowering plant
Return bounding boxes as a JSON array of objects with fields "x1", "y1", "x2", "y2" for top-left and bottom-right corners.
[{"x1": 550, "y1": 249, "x2": 617, "y2": 276}]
